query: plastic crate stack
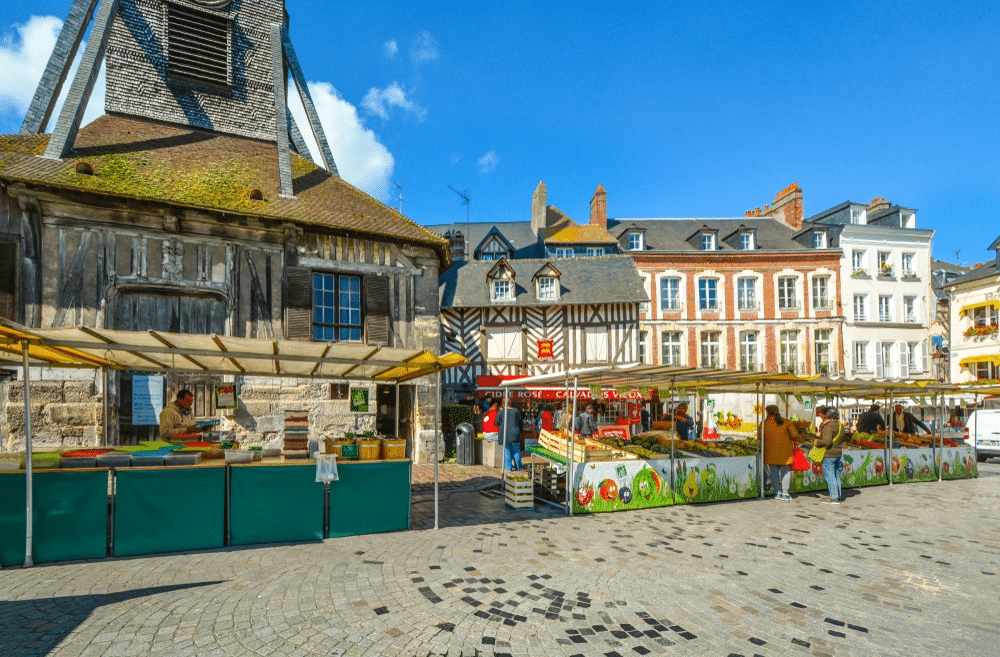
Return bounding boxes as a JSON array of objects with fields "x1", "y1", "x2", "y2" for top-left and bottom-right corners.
[{"x1": 284, "y1": 409, "x2": 309, "y2": 457}]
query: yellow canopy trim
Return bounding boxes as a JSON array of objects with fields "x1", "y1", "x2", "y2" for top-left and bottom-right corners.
[
  {"x1": 958, "y1": 300, "x2": 1000, "y2": 316},
  {"x1": 959, "y1": 354, "x2": 1000, "y2": 368}
]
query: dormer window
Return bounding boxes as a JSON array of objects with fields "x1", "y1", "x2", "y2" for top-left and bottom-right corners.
[
  {"x1": 850, "y1": 208, "x2": 865, "y2": 224},
  {"x1": 487, "y1": 259, "x2": 516, "y2": 302},
  {"x1": 492, "y1": 280, "x2": 512, "y2": 301},
  {"x1": 476, "y1": 229, "x2": 515, "y2": 261},
  {"x1": 628, "y1": 231, "x2": 644, "y2": 251},
  {"x1": 533, "y1": 263, "x2": 562, "y2": 302},
  {"x1": 739, "y1": 231, "x2": 755, "y2": 250},
  {"x1": 537, "y1": 277, "x2": 557, "y2": 300},
  {"x1": 812, "y1": 230, "x2": 827, "y2": 248},
  {"x1": 700, "y1": 233, "x2": 716, "y2": 251}
]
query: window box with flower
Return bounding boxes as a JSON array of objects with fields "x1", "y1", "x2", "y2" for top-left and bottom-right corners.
[
  {"x1": 964, "y1": 324, "x2": 999, "y2": 338},
  {"x1": 878, "y1": 265, "x2": 895, "y2": 277},
  {"x1": 851, "y1": 268, "x2": 868, "y2": 277}
]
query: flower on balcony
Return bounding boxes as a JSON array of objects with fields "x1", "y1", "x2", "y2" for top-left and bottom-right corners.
[
  {"x1": 964, "y1": 324, "x2": 999, "y2": 338},
  {"x1": 879, "y1": 264, "x2": 894, "y2": 276},
  {"x1": 967, "y1": 378, "x2": 1000, "y2": 386},
  {"x1": 852, "y1": 268, "x2": 867, "y2": 276}
]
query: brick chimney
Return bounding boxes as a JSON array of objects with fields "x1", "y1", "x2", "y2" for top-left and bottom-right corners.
[
  {"x1": 531, "y1": 181, "x2": 548, "y2": 235},
  {"x1": 589, "y1": 184, "x2": 607, "y2": 227},
  {"x1": 763, "y1": 182, "x2": 803, "y2": 229},
  {"x1": 868, "y1": 196, "x2": 891, "y2": 214}
]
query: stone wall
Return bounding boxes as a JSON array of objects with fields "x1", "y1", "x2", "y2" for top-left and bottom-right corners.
[{"x1": 1, "y1": 379, "x2": 104, "y2": 453}]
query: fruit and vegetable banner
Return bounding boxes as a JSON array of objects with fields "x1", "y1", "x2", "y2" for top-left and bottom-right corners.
[
  {"x1": 890, "y1": 448, "x2": 937, "y2": 484},
  {"x1": 939, "y1": 445, "x2": 978, "y2": 480},
  {"x1": 790, "y1": 449, "x2": 888, "y2": 493},
  {"x1": 672, "y1": 456, "x2": 758, "y2": 504},
  {"x1": 571, "y1": 459, "x2": 673, "y2": 514}
]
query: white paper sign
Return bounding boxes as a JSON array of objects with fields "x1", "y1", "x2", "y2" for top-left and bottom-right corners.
[
  {"x1": 315, "y1": 454, "x2": 340, "y2": 482},
  {"x1": 132, "y1": 375, "x2": 164, "y2": 426}
]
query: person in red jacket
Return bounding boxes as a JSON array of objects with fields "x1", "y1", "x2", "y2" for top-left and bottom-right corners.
[
  {"x1": 538, "y1": 403, "x2": 554, "y2": 433},
  {"x1": 482, "y1": 399, "x2": 500, "y2": 442}
]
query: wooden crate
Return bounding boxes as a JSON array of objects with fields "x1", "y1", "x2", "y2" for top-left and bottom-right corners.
[
  {"x1": 505, "y1": 476, "x2": 534, "y2": 510},
  {"x1": 533, "y1": 465, "x2": 564, "y2": 496}
]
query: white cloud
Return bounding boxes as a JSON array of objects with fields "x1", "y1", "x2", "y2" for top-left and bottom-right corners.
[
  {"x1": 383, "y1": 40, "x2": 398, "y2": 58},
  {"x1": 289, "y1": 81, "x2": 395, "y2": 202},
  {"x1": 477, "y1": 151, "x2": 499, "y2": 174},
  {"x1": 361, "y1": 82, "x2": 427, "y2": 121},
  {"x1": 0, "y1": 15, "x2": 106, "y2": 131},
  {"x1": 411, "y1": 31, "x2": 439, "y2": 63}
]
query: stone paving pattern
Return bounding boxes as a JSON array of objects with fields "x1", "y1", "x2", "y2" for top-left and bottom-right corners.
[{"x1": 2, "y1": 462, "x2": 999, "y2": 657}]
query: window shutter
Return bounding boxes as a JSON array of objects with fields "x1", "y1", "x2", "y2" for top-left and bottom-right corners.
[
  {"x1": 285, "y1": 267, "x2": 312, "y2": 340},
  {"x1": 365, "y1": 274, "x2": 391, "y2": 346}
]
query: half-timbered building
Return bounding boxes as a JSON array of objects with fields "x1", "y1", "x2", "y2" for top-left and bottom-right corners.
[{"x1": 0, "y1": 0, "x2": 449, "y2": 461}]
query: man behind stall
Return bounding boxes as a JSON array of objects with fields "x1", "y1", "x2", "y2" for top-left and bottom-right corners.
[
  {"x1": 856, "y1": 404, "x2": 886, "y2": 434},
  {"x1": 159, "y1": 389, "x2": 201, "y2": 441}
]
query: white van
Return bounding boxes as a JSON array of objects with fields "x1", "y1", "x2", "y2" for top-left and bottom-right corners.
[{"x1": 965, "y1": 410, "x2": 1000, "y2": 462}]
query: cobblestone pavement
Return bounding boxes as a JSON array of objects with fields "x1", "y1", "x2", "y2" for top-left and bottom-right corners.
[{"x1": 3, "y1": 464, "x2": 1000, "y2": 657}]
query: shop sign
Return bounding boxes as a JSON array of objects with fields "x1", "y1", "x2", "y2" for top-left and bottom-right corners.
[
  {"x1": 537, "y1": 339, "x2": 554, "y2": 358},
  {"x1": 598, "y1": 425, "x2": 629, "y2": 440},
  {"x1": 215, "y1": 383, "x2": 238, "y2": 409},
  {"x1": 350, "y1": 387, "x2": 369, "y2": 412}
]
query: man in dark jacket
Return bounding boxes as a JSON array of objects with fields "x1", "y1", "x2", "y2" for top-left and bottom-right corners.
[
  {"x1": 889, "y1": 404, "x2": 931, "y2": 435},
  {"x1": 496, "y1": 399, "x2": 523, "y2": 471},
  {"x1": 856, "y1": 404, "x2": 886, "y2": 434}
]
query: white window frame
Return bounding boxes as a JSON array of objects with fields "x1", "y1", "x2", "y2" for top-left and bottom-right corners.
[
  {"x1": 585, "y1": 326, "x2": 609, "y2": 362},
  {"x1": 778, "y1": 277, "x2": 798, "y2": 310},
  {"x1": 638, "y1": 330, "x2": 647, "y2": 364},
  {"x1": 661, "y1": 331, "x2": 683, "y2": 365},
  {"x1": 850, "y1": 208, "x2": 863, "y2": 224},
  {"x1": 700, "y1": 331, "x2": 720, "y2": 368},
  {"x1": 700, "y1": 233, "x2": 716, "y2": 251},
  {"x1": 659, "y1": 277, "x2": 681, "y2": 311},
  {"x1": 779, "y1": 330, "x2": 799, "y2": 372},
  {"x1": 537, "y1": 276, "x2": 557, "y2": 300},
  {"x1": 739, "y1": 232, "x2": 755, "y2": 250},
  {"x1": 901, "y1": 252, "x2": 915, "y2": 277},
  {"x1": 492, "y1": 279, "x2": 513, "y2": 302},
  {"x1": 852, "y1": 250, "x2": 865, "y2": 273},
  {"x1": 812, "y1": 231, "x2": 827, "y2": 248},
  {"x1": 739, "y1": 331, "x2": 758, "y2": 371},
  {"x1": 811, "y1": 276, "x2": 830, "y2": 309},
  {"x1": 878, "y1": 295, "x2": 892, "y2": 322},
  {"x1": 877, "y1": 251, "x2": 892, "y2": 275},
  {"x1": 628, "y1": 232, "x2": 644, "y2": 251},
  {"x1": 555, "y1": 248, "x2": 574, "y2": 258},
  {"x1": 853, "y1": 294, "x2": 867, "y2": 322},
  {"x1": 485, "y1": 326, "x2": 522, "y2": 361},
  {"x1": 737, "y1": 277, "x2": 757, "y2": 311},
  {"x1": 815, "y1": 329, "x2": 832, "y2": 373},
  {"x1": 853, "y1": 341, "x2": 868, "y2": 372},
  {"x1": 698, "y1": 278, "x2": 718, "y2": 310},
  {"x1": 904, "y1": 296, "x2": 916, "y2": 323},
  {"x1": 586, "y1": 247, "x2": 605, "y2": 257}
]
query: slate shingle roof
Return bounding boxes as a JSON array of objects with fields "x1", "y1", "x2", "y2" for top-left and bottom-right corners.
[
  {"x1": 440, "y1": 255, "x2": 648, "y2": 308},
  {"x1": 0, "y1": 116, "x2": 449, "y2": 265},
  {"x1": 608, "y1": 217, "x2": 818, "y2": 252}
]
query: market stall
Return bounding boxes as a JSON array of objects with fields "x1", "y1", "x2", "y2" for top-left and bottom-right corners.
[{"x1": 0, "y1": 318, "x2": 466, "y2": 567}]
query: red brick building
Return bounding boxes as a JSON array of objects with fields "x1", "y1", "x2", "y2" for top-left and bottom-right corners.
[{"x1": 600, "y1": 184, "x2": 845, "y2": 375}]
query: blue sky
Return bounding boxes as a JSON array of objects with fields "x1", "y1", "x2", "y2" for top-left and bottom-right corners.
[{"x1": 1, "y1": 1, "x2": 997, "y2": 265}]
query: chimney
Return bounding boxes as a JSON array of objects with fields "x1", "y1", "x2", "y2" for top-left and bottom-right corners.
[
  {"x1": 589, "y1": 184, "x2": 607, "y2": 228},
  {"x1": 868, "y1": 196, "x2": 891, "y2": 214},
  {"x1": 764, "y1": 182, "x2": 803, "y2": 229},
  {"x1": 531, "y1": 181, "x2": 547, "y2": 235}
]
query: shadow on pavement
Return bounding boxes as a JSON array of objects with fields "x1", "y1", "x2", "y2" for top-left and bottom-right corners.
[{"x1": 0, "y1": 581, "x2": 225, "y2": 656}]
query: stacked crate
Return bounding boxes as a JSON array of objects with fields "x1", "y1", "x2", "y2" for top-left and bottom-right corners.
[
  {"x1": 504, "y1": 474, "x2": 534, "y2": 510},
  {"x1": 283, "y1": 409, "x2": 309, "y2": 457}
]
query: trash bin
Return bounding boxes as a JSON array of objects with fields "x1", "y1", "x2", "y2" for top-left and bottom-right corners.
[{"x1": 456, "y1": 423, "x2": 474, "y2": 465}]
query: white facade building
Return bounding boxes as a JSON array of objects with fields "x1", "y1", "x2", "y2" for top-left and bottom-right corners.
[{"x1": 806, "y1": 198, "x2": 935, "y2": 381}]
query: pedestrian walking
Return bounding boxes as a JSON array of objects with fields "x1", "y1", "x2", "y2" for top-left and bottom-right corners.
[
  {"x1": 575, "y1": 404, "x2": 597, "y2": 438},
  {"x1": 760, "y1": 404, "x2": 800, "y2": 501}
]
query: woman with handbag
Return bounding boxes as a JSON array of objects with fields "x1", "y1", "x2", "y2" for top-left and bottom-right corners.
[
  {"x1": 760, "y1": 405, "x2": 801, "y2": 501},
  {"x1": 813, "y1": 406, "x2": 845, "y2": 505}
]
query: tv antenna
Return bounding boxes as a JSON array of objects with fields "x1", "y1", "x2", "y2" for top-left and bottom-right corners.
[
  {"x1": 390, "y1": 181, "x2": 405, "y2": 212},
  {"x1": 448, "y1": 185, "x2": 471, "y2": 260}
]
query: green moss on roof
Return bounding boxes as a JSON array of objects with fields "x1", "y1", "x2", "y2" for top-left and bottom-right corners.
[{"x1": 0, "y1": 133, "x2": 47, "y2": 156}]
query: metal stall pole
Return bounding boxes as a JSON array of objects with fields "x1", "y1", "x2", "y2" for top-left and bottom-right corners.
[
  {"x1": 102, "y1": 366, "x2": 109, "y2": 447},
  {"x1": 567, "y1": 376, "x2": 579, "y2": 516},
  {"x1": 758, "y1": 381, "x2": 766, "y2": 500},
  {"x1": 22, "y1": 342, "x2": 34, "y2": 567},
  {"x1": 668, "y1": 381, "x2": 676, "y2": 498},
  {"x1": 972, "y1": 392, "x2": 979, "y2": 469},
  {"x1": 501, "y1": 385, "x2": 511, "y2": 481},
  {"x1": 886, "y1": 389, "x2": 894, "y2": 486},
  {"x1": 434, "y1": 368, "x2": 441, "y2": 530},
  {"x1": 937, "y1": 391, "x2": 944, "y2": 483}
]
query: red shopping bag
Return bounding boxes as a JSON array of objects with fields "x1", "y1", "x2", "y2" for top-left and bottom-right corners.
[{"x1": 790, "y1": 446, "x2": 810, "y2": 472}]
